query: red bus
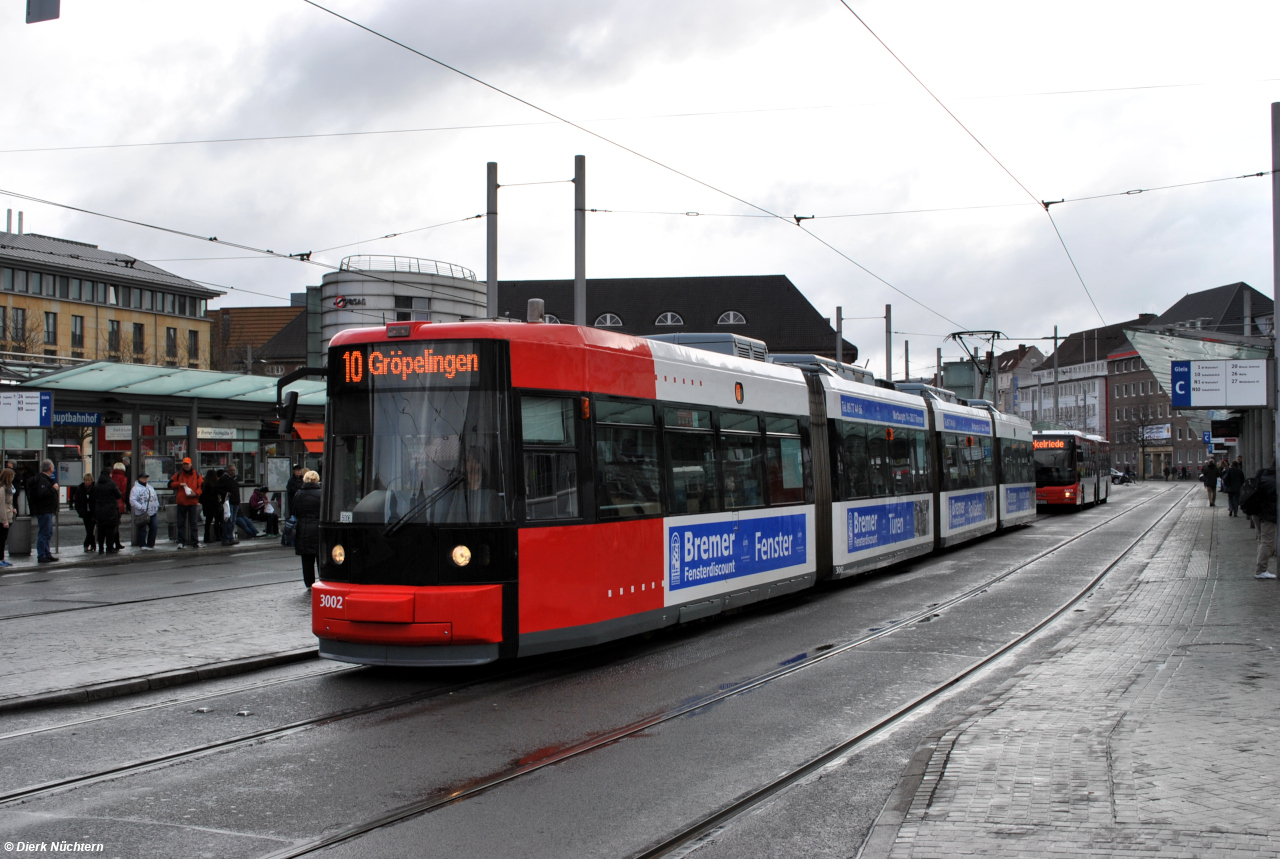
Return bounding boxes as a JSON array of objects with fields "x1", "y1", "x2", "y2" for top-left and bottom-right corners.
[{"x1": 1033, "y1": 430, "x2": 1110, "y2": 508}]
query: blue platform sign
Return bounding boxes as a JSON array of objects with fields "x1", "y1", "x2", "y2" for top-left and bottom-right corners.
[
  {"x1": 668, "y1": 513, "x2": 807, "y2": 591},
  {"x1": 53, "y1": 410, "x2": 102, "y2": 427},
  {"x1": 942, "y1": 412, "x2": 992, "y2": 435},
  {"x1": 1170, "y1": 361, "x2": 1191, "y2": 407},
  {"x1": 1202, "y1": 431, "x2": 1212, "y2": 445},
  {"x1": 839, "y1": 394, "x2": 926, "y2": 428}
]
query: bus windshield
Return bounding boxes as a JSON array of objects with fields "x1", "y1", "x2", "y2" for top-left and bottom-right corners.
[
  {"x1": 327, "y1": 340, "x2": 512, "y2": 525},
  {"x1": 1034, "y1": 438, "x2": 1078, "y2": 487}
]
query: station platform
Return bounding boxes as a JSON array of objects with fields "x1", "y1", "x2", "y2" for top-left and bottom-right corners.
[{"x1": 861, "y1": 494, "x2": 1280, "y2": 857}]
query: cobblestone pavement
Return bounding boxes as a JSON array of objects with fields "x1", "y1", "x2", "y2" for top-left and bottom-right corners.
[
  {"x1": 0, "y1": 565, "x2": 313, "y2": 705},
  {"x1": 875, "y1": 498, "x2": 1280, "y2": 857}
]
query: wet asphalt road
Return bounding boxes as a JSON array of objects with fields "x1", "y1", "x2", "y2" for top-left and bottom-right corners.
[{"x1": 0, "y1": 483, "x2": 1189, "y2": 859}]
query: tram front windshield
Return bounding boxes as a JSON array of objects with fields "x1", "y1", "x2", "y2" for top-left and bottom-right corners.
[
  {"x1": 1033, "y1": 437, "x2": 1078, "y2": 487},
  {"x1": 326, "y1": 340, "x2": 512, "y2": 526}
]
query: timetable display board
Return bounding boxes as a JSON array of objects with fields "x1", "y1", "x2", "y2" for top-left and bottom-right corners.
[
  {"x1": 1170, "y1": 360, "x2": 1268, "y2": 408},
  {"x1": 0, "y1": 391, "x2": 52, "y2": 427}
]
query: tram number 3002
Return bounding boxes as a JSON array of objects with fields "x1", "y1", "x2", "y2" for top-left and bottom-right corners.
[{"x1": 319, "y1": 594, "x2": 344, "y2": 609}]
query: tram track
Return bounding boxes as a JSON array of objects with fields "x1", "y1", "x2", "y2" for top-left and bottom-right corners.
[
  {"x1": 0, "y1": 485, "x2": 1181, "y2": 828},
  {"x1": 632, "y1": 484, "x2": 1196, "y2": 859},
  {"x1": 246, "y1": 485, "x2": 1190, "y2": 859},
  {"x1": 0, "y1": 576, "x2": 302, "y2": 622}
]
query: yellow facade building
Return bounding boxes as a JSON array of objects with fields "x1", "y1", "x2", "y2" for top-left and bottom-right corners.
[{"x1": 0, "y1": 231, "x2": 222, "y2": 367}]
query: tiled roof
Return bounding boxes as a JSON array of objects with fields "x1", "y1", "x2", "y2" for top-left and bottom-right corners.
[
  {"x1": 214, "y1": 306, "x2": 304, "y2": 354},
  {"x1": 498, "y1": 275, "x2": 855, "y2": 358},
  {"x1": 1045, "y1": 315, "x2": 1155, "y2": 368},
  {"x1": 996, "y1": 345, "x2": 1044, "y2": 373},
  {"x1": 1148, "y1": 282, "x2": 1274, "y2": 336},
  {"x1": 257, "y1": 309, "x2": 307, "y2": 360},
  {"x1": 0, "y1": 231, "x2": 221, "y2": 297}
]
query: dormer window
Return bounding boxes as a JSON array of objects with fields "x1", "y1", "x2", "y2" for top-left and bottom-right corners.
[
  {"x1": 655, "y1": 312, "x2": 684, "y2": 326},
  {"x1": 717, "y1": 311, "x2": 746, "y2": 325},
  {"x1": 594, "y1": 313, "x2": 623, "y2": 327}
]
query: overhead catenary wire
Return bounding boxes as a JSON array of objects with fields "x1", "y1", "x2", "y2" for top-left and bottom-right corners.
[
  {"x1": 834, "y1": 0, "x2": 1106, "y2": 326},
  {"x1": 300, "y1": 0, "x2": 966, "y2": 330}
]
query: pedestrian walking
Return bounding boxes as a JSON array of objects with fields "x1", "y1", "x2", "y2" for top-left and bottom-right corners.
[
  {"x1": 1222, "y1": 459, "x2": 1245, "y2": 517},
  {"x1": 168, "y1": 457, "x2": 203, "y2": 549},
  {"x1": 129, "y1": 473, "x2": 160, "y2": 549},
  {"x1": 1180, "y1": 465, "x2": 1188, "y2": 480},
  {"x1": 1246, "y1": 464, "x2": 1278, "y2": 579},
  {"x1": 90, "y1": 467, "x2": 122, "y2": 554},
  {"x1": 1163, "y1": 464, "x2": 1171, "y2": 481},
  {"x1": 219, "y1": 465, "x2": 260, "y2": 541},
  {"x1": 200, "y1": 470, "x2": 224, "y2": 545},
  {"x1": 249, "y1": 485, "x2": 280, "y2": 536},
  {"x1": 26, "y1": 459, "x2": 60, "y2": 564},
  {"x1": 0, "y1": 468, "x2": 15, "y2": 567},
  {"x1": 109, "y1": 462, "x2": 129, "y2": 550},
  {"x1": 1201, "y1": 458, "x2": 1220, "y2": 507},
  {"x1": 69, "y1": 472, "x2": 95, "y2": 552},
  {"x1": 293, "y1": 470, "x2": 321, "y2": 589}
]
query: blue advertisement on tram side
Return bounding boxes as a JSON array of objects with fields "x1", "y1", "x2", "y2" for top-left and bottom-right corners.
[
  {"x1": 846, "y1": 500, "x2": 929, "y2": 553},
  {"x1": 942, "y1": 413, "x2": 992, "y2": 435},
  {"x1": 1005, "y1": 485, "x2": 1034, "y2": 515},
  {"x1": 839, "y1": 394, "x2": 926, "y2": 428},
  {"x1": 947, "y1": 490, "x2": 993, "y2": 530},
  {"x1": 668, "y1": 513, "x2": 807, "y2": 591}
]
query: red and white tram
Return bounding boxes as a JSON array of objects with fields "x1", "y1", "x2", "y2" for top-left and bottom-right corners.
[{"x1": 311, "y1": 321, "x2": 1035, "y2": 666}]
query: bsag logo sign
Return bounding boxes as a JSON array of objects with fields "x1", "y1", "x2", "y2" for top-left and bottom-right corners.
[{"x1": 333, "y1": 295, "x2": 368, "y2": 309}]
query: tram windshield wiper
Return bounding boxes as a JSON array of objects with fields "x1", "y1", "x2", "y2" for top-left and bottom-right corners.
[{"x1": 383, "y1": 474, "x2": 462, "y2": 537}]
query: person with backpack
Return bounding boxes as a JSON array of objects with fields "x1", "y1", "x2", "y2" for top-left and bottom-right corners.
[
  {"x1": 26, "y1": 459, "x2": 60, "y2": 564},
  {"x1": 1201, "y1": 458, "x2": 1220, "y2": 507},
  {"x1": 1244, "y1": 464, "x2": 1278, "y2": 580},
  {"x1": 1222, "y1": 459, "x2": 1245, "y2": 517}
]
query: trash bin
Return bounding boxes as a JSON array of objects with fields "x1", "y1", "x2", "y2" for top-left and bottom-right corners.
[{"x1": 8, "y1": 516, "x2": 32, "y2": 557}]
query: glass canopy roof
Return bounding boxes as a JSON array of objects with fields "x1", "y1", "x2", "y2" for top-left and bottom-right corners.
[{"x1": 19, "y1": 363, "x2": 326, "y2": 406}]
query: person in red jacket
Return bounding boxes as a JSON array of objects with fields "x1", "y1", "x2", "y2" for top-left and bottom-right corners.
[
  {"x1": 168, "y1": 458, "x2": 203, "y2": 549},
  {"x1": 109, "y1": 462, "x2": 128, "y2": 550}
]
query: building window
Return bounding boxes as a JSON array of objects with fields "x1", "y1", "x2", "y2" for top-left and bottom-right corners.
[
  {"x1": 0, "y1": 307, "x2": 6, "y2": 342},
  {"x1": 188, "y1": 330, "x2": 199, "y2": 365},
  {"x1": 655, "y1": 312, "x2": 683, "y2": 326},
  {"x1": 58, "y1": 276, "x2": 69, "y2": 299},
  {"x1": 15, "y1": 270, "x2": 28, "y2": 293},
  {"x1": 133, "y1": 323, "x2": 145, "y2": 354},
  {"x1": 11, "y1": 307, "x2": 25, "y2": 345},
  {"x1": 96, "y1": 282, "x2": 106, "y2": 303},
  {"x1": 166, "y1": 327, "x2": 177, "y2": 359},
  {"x1": 717, "y1": 311, "x2": 746, "y2": 325},
  {"x1": 119, "y1": 286, "x2": 131, "y2": 308},
  {"x1": 142, "y1": 289, "x2": 153, "y2": 311},
  {"x1": 71, "y1": 316, "x2": 84, "y2": 349},
  {"x1": 1, "y1": 268, "x2": 10, "y2": 291},
  {"x1": 108, "y1": 320, "x2": 121, "y2": 353},
  {"x1": 43, "y1": 312, "x2": 56, "y2": 345},
  {"x1": 594, "y1": 313, "x2": 623, "y2": 328},
  {"x1": 165, "y1": 293, "x2": 176, "y2": 314},
  {"x1": 177, "y1": 295, "x2": 187, "y2": 316}
]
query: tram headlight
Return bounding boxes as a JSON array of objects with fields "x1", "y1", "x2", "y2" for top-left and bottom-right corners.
[
  {"x1": 331, "y1": 544, "x2": 346, "y2": 564},
  {"x1": 451, "y1": 545, "x2": 472, "y2": 567}
]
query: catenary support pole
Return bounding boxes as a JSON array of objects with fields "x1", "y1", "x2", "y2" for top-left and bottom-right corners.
[
  {"x1": 487, "y1": 161, "x2": 498, "y2": 318},
  {"x1": 574, "y1": 155, "x2": 586, "y2": 327},
  {"x1": 1053, "y1": 325, "x2": 1059, "y2": 425},
  {"x1": 884, "y1": 305, "x2": 892, "y2": 382},
  {"x1": 904, "y1": 340, "x2": 909, "y2": 381},
  {"x1": 935, "y1": 347, "x2": 941, "y2": 387},
  {"x1": 835, "y1": 306, "x2": 843, "y2": 365},
  {"x1": 1271, "y1": 102, "x2": 1279, "y2": 558}
]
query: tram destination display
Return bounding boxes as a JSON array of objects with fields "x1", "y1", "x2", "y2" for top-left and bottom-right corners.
[
  {"x1": 332, "y1": 340, "x2": 488, "y2": 390},
  {"x1": 1170, "y1": 359, "x2": 1268, "y2": 408}
]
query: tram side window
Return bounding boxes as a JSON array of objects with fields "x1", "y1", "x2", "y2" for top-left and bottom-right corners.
[
  {"x1": 942, "y1": 433, "x2": 994, "y2": 490},
  {"x1": 720, "y1": 411, "x2": 764, "y2": 509},
  {"x1": 765, "y1": 416, "x2": 805, "y2": 505},
  {"x1": 913, "y1": 430, "x2": 933, "y2": 493},
  {"x1": 665, "y1": 407, "x2": 719, "y2": 515},
  {"x1": 835, "y1": 421, "x2": 870, "y2": 499},
  {"x1": 521, "y1": 396, "x2": 579, "y2": 521},
  {"x1": 888, "y1": 430, "x2": 914, "y2": 496},
  {"x1": 595, "y1": 401, "x2": 662, "y2": 519}
]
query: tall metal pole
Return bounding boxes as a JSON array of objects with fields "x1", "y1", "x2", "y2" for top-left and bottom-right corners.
[
  {"x1": 1270, "y1": 102, "x2": 1279, "y2": 557},
  {"x1": 935, "y1": 347, "x2": 941, "y2": 387},
  {"x1": 574, "y1": 155, "x2": 586, "y2": 326},
  {"x1": 884, "y1": 304, "x2": 892, "y2": 382},
  {"x1": 835, "y1": 306, "x2": 843, "y2": 365},
  {"x1": 1053, "y1": 325, "x2": 1060, "y2": 425},
  {"x1": 486, "y1": 162, "x2": 498, "y2": 318},
  {"x1": 904, "y1": 340, "x2": 909, "y2": 381}
]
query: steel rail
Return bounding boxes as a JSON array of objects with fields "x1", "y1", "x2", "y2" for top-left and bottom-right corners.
[
  {"x1": 630, "y1": 486, "x2": 1194, "y2": 858},
  {"x1": 255, "y1": 485, "x2": 1185, "y2": 859}
]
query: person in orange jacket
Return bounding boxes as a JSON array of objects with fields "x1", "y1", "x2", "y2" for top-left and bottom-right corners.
[{"x1": 168, "y1": 457, "x2": 203, "y2": 549}]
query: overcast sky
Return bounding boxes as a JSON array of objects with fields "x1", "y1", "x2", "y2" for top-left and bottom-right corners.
[{"x1": 5, "y1": 1, "x2": 1279, "y2": 375}]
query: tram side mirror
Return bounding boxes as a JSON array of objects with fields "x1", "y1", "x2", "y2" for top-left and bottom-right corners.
[{"x1": 279, "y1": 390, "x2": 300, "y2": 437}]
